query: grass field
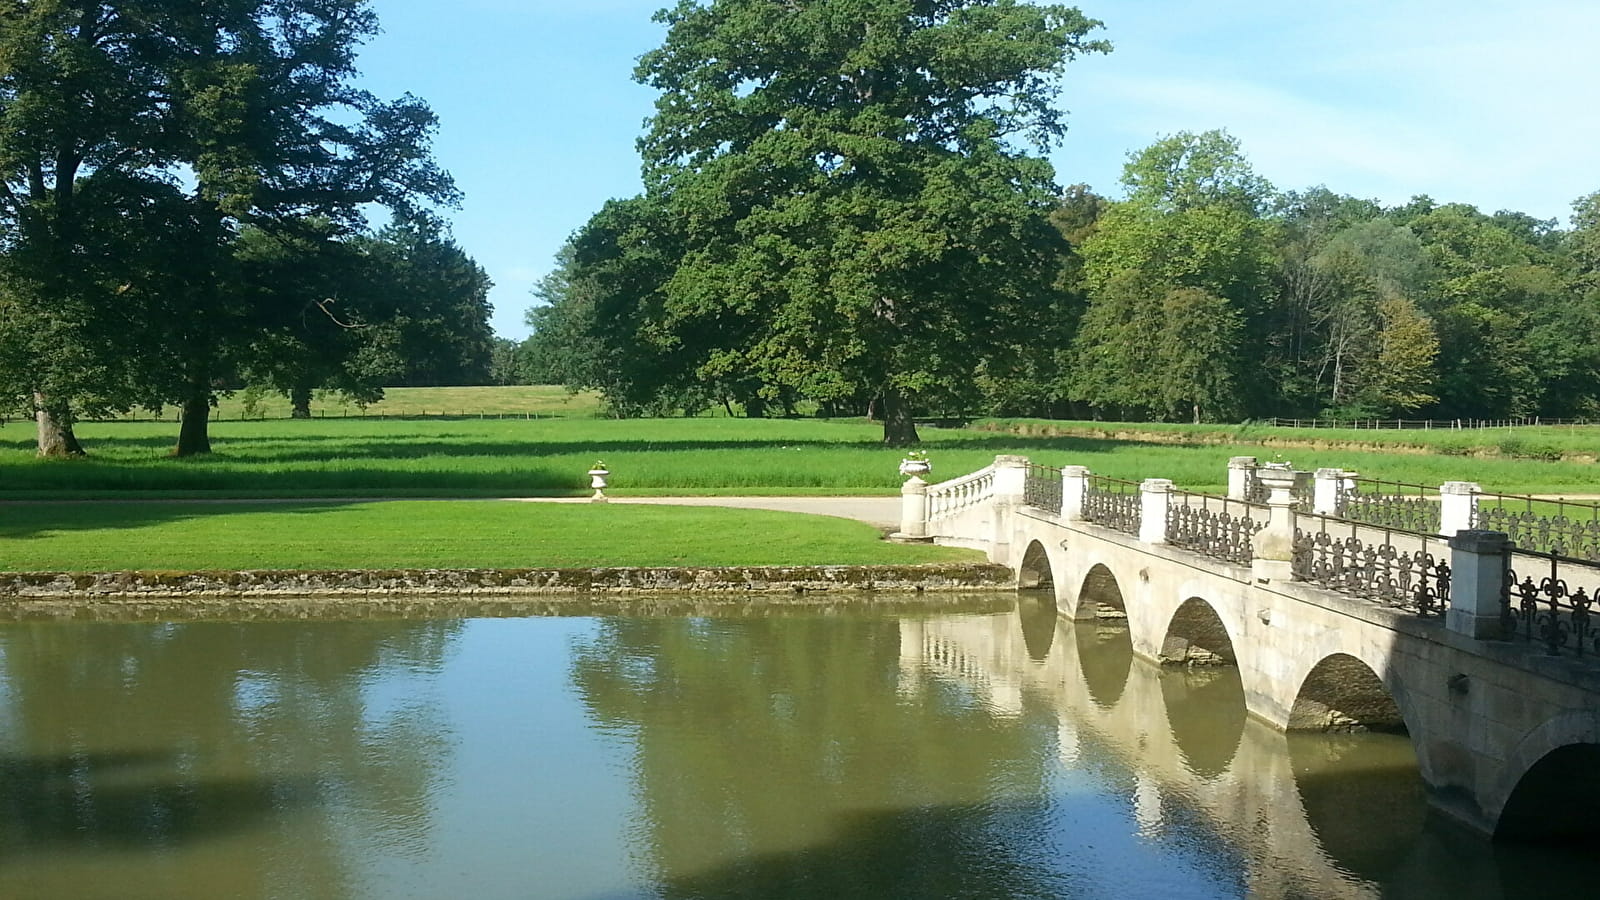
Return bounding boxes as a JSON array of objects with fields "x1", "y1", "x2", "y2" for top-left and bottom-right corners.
[
  {"x1": 3, "y1": 414, "x2": 1599, "y2": 498},
  {"x1": 5, "y1": 390, "x2": 1599, "y2": 573},
  {"x1": 977, "y1": 417, "x2": 1600, "y2": 463},
  {"x1": 0, "y1": 500, "x2": 975, "y2": 571},
  {"x1": 80, "y1": 384, "x2": 608, "y2": 422}
]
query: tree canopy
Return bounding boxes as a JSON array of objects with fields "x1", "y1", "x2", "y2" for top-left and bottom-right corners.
[
  {"x1": 534, "y1": 0, "x2": 1108, "y2": 442},
  {"x1": 0, "y1": 0, "x2": 483, "y2": 456}
]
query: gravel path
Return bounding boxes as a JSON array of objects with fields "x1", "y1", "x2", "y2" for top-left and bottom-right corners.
[{"x1": 505, "y1": 496, "x2": 902, "y2": 530}]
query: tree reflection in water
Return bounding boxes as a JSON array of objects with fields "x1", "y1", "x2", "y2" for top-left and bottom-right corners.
[
  {"x1": 570, "y1": 615, "x2": 1077, "y2": 899},
  {"x1": 0, "y1": 618, "x2": 460, "y2": 898}
]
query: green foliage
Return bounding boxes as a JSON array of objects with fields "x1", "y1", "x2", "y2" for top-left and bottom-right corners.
[
  {"x1": 0, "y1": 0, "x2": 460, "y2": 457},
  {"x1": 539, "y1": 0, "x2": 1109, "y2": 442},
  {"x1": 355, "y1": 219, "x2": 496, "y2": 388},
  {"x1": 1069, "y1": 130, "x2": 1272, "y2": 421}
]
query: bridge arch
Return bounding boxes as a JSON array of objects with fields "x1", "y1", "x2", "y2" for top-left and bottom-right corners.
[
  {"x1": 1287, "y1": 653, "x2": 1407, "y2": 733},
  {"x1": 1073, "y1": 564, "x2": 1132, "y2": 707},
  {"x1": 1492, "y1": 711, "x2": 1600, "y2": 841},
  {"x1": 1076, "y1": 563, "x2": 1127, "y2": 619},
  {"x1": 1017, "y1": 540, "x2": 1055, "y2": 591},
  {"x1": 1157, "y1": 596, "x2": 1238, "y2": 667}
]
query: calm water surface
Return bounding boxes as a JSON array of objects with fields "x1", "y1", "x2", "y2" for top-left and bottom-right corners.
[{"x1": 0, "y1": 596, "x2": 1585, "y2": 898}]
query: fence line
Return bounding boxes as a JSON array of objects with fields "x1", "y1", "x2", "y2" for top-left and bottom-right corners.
[
  {"x1": 1503, "y1": 550, "x2": 1600, "y2": 657},
  {"x1": 1167, "y1": 490, "x2": 1261, "y2": 567},
  {"x1": 1023, "y1": 464, "x2": 1063, "y2": 516},
  {"x1": 81, "y1": 408, "x2": 564, "y2": 423},
  {"x1": 1083, "y1": 475, "x2": 1140, "y2": 536},
  {"x1": 1262, "y1": 416, "x2": 1592, "y2": 430},
  {"x1": 1291, "y1": 512, "x2": 1449, "y2": 619}
]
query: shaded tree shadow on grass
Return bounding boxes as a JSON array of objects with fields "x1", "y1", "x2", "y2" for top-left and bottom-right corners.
[
  {"x1": 3, "y1": 432, "x2": 1157, "y2": 472},
  {"x1": 0, "y1": 750, "x2": 317, "y2": 857},
  {"x1": 0, "y1": 499, "x2": 387, "y2": 541}
]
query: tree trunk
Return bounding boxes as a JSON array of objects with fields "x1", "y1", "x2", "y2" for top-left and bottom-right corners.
[
  {"x1": 34, "y1": 393, "x2": 85, "y2": 458},
  {"x1": 174, "y1": 387, "x2": 213, "y2": 456},
  {"x1": 879, "y1": 388, "x2": 920, "y2": 446},
  {"x1": 290, "y1": 384, "x2": 313, "y2": 419}
]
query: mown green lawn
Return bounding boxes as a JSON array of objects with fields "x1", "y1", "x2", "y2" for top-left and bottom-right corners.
[
  {"x1": 0, "y1": 500, "x2": 977, "y2": 572},
  {"x1": 86, "y1": 384, "x2": 608, "y2": 421},
  {"x1": 4, "y1": 405, "x2": 1597, "y2": 573},
  {"x1": 3, "y1": 415, "x2": 1599, "y2": 498}
]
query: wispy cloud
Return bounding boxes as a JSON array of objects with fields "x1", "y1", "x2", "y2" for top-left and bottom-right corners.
[{"x1": 1057, "y1": 0, "x2": 1600, "y2": 220}]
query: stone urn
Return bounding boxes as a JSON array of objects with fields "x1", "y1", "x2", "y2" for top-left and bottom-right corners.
[
  {"x1": 898, "y1": 457, "x2": 932, "y2": 480},
  {"x1": 587, "y1": 463, "x2": 610, "y2": 503}
]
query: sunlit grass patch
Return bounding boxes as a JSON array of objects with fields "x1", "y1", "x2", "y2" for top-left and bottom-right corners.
[{"x1": 0, "y1": 501, "x2": 978, "y2": 572}]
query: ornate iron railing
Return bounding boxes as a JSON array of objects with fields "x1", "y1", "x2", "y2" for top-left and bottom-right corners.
[
  {"x1": 1167, "y1": 492, "x2": 1262, "y2": 566},
  {"x1": 1023, "y1": 464, "x2": 1064, "y2": 515},
  {"x1": 1291, "y1": 515, "x2": 1448, "y2": 618},
  {"x1": 1340, "y1": 478, "x2": 1441, "y2": 535},
  {"x1": 1083, "y1": 475, "x2": 1140, "y2": 535},
  {"x1": 1291, "y1": 474, "x2": 1314, "y2": 512},
  {"x1": 926, "y1": 465, "x2": 996, "y2": 520},
  {"x1": 1502, "y1": 551, "x2": 1600, "y2": 657},
  {"x1": 1242, "y1": 468, "x2": 1269, "y2": 505},
  {"x1": 1241, "y1": 467, "x2": 1312, "y2": 509},
  {"x1": 1475, "y1": 493, "x2": 1600, "y2": 562}
]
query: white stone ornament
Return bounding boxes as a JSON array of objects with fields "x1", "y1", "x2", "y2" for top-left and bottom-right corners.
[
  {"x1": 587, "y1": 462, "x2": 610, "y2": 503},
  {"x1": 899, "y1": 457, "x2": 932, "y2": 479}
]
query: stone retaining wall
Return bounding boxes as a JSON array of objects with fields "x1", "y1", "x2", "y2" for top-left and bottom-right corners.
[{"x1": 0, "y1": 563, "x2": 1014, "y2": 601}]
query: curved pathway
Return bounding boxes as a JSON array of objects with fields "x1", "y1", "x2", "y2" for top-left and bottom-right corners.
[{"x1": 506, "y1": 496, "x2": 901, "y2": 530}]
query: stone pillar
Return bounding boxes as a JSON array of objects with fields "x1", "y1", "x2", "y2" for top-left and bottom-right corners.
[
  {"x1": 1447, "y1": 530, "x2": 1509, "y2": 640},
  {"x1": 989, "y1": 455, "x2": 1030, "y2": 565},
  {"x1": 1227, "y1": 456, "x2": 1258, "y2": 501},
  {"x1": 1139, "y1": 478, "x2": 1174, "y2": 545},
  {"x1": 1061, "y1": 465, "x2": 1091, "y2": 522},
  {"x1": 991, "y1": 454, "x2": 1029, "y2": 501},
  {"x1": 1439, "y1": 481, "x2": 1481, "y2": 538},
  {"x1": 893, "y1": 474, "x2": 930, "y2": 541},
  {"x1": 1312, "y1": 468, "x2": 1344, "y2": 516},
  {"x1": 1252, "y1": 466, "x2": 1298, "y2": 583}
]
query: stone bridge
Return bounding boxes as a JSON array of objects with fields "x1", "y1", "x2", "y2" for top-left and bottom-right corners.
[{"x1": 894, "y1": 455, "x2": 1600, "y2": 841}]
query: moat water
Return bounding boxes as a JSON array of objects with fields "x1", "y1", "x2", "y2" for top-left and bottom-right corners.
[{"x1": 0, "y1": 595, "x2": 1586, "y2": 898}]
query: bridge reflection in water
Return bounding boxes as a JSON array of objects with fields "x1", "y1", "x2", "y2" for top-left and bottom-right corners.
[{"x1": 898, "y1": 596, "x2": 1588, "y2": 899}]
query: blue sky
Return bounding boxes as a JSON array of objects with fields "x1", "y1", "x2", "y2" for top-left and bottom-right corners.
[{"x1": 353, "y1": 0, "x2": 1600, "y2": 340}]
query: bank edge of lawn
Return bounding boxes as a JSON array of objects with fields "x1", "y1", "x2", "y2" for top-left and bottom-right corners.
[{"x1": 0, "y1": 500, "x2": 980, "y2": 573}]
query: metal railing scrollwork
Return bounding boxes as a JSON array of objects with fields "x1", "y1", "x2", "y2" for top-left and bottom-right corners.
[
  {"x1": 1291, "y1": 514, "x2": 1448, "y2": 618},
  {"x1": 1502, "y1": 552, "x2": 1600, "y2": 657},
  {"x1": 1023, "y1": 464, "x2": 1064, "y2": 515},
  {"x1": 1242, "y1": 469, "x2": 1269, "y2": 505},
  {"x1": 1166, "y1": 492, "x2": 1262, "y2": 567},
  {"x1": 1083, "y1": 475, "x2": 1140, "y2": 535},
  {"x1": 1475, "y1": 494, "x2": 1600, "y2": 562},
  {"x1": 1340, "y1": 478, "x2": 1442, "y2": 535}
]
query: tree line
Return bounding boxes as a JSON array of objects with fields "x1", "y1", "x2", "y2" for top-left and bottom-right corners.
[
  {"x1": 0, "y1": 1, "x2": 494, "y2": 457},
  {"x1": 516, "y1": 0, "x2": 1600, "y2": 443}
]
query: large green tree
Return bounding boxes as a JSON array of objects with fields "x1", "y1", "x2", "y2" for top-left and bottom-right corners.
[
  {"x1": 0, "y1": 0, "x2": 168, "y2": 455},
  {"x1": 591, "y1": 0, "x2": 1108, "y2": 443},
  {"x1": 153, "y1": 0, "x2": 456, "y2": 455},
  {"x1": 355, "y1": 219, "x2": 496, "y2": 389},
  {"x1": 0, "y1": 0, "x2": 456, "y2": 456},
  {"x1": 1069, "y1": 130, "x2": 1275, "y2": 421}
]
